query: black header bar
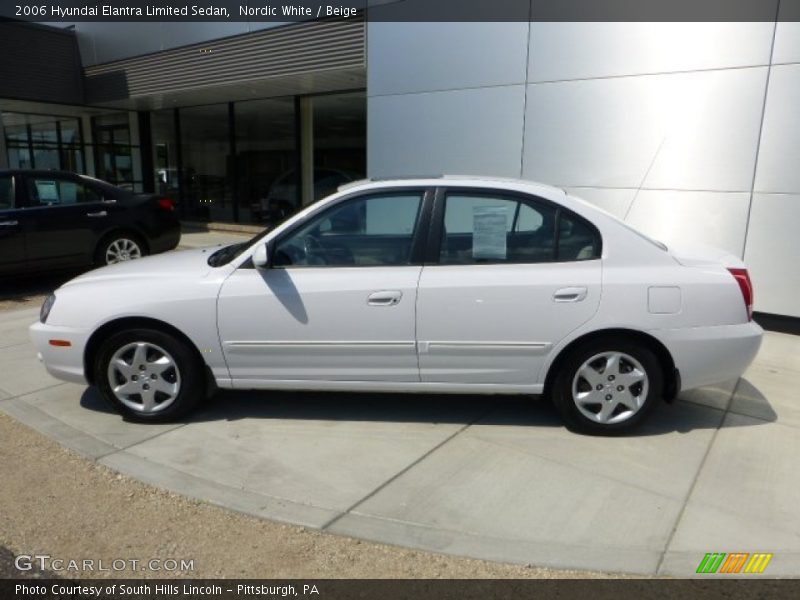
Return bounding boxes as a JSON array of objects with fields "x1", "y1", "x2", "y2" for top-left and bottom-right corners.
[
  {"x1": 1, "y1": 0, "x2": 797, "y2": 23},
  {"x1": 3, "y1": 578, "x2": 800, "y2": 600}
]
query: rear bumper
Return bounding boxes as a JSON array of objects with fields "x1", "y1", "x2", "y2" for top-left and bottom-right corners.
[
  {"x1": 29, "y1": 321, "x2": 90, "y2": 385},
  {"x1": 652, "y1": 321, "x2": 763, "y2": 391},
  {"x1": 148, "y1": 221, "x2": 181, "y2": 254}
]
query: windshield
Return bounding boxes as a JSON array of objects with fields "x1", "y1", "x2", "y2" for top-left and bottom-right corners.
[
  {"x1": 207, "y1": 242, "x2": 248, "y2": 267},
  {"x1": 208, "y1": 192, "x2": 340, "y2": 267},
  {"x1": 206, "y1": 222, "x2": 282, "y2": 267}
]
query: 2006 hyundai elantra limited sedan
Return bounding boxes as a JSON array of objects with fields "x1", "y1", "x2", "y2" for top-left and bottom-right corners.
[{"x1": 30, "y1": 177, "x2": 763, "y2": 434}]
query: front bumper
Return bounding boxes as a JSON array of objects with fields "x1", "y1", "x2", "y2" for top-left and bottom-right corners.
[
  {"x1": 652, "y1": 321, "x2": 763, "y2": 391},
  {"x1": 29, "y1": 321, "x2": 91, "y2": 384}
]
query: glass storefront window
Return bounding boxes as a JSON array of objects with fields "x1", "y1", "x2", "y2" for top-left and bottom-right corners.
[
  {"x1": 151, "y1": 109, "x2": 180, "y2": 203},
  {"x1": 2, "y1": 111, "x2": 85, "y2": 174},
  {"x1": 30, "y1": 121, "x2": 59, "y2": 144},
  {"x1": 92, "y1": 112, "x2": 142, "y2": 191},
  {"x1": 59, "y1": 120, "x2": 81, "y2": 145},
  {"x1": 31, "y1": 147, "x2": 60, "y2": 170},
  {"x1": 311, "y1": 92, "x2": 367, "y2": 199},
  {"x1": 7, "y1": 147, "x2": 32, "y2": 169},
  {"x1": 180, "y1": 104, "x2": 232, "y2": 222},
  {"x1": 235, "y1": 97, "x2": 296, "y2": 224},
  {"x1": 2, "y1": 90, "x2": 367, "y2": 225}
]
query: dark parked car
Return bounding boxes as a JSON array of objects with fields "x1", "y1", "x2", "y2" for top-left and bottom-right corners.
[{"x1": 0, "y1": 170, "x2": 180, "y2": 275}]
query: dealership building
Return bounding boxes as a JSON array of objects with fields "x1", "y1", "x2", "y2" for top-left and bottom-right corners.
[{"x1": 0, "y1": 12, "x2": 798, "y2": 319}]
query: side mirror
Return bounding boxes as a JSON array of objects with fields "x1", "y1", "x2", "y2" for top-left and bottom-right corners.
[{"x1": 252, "y1": 243, "x2": 270, "y2": 269}]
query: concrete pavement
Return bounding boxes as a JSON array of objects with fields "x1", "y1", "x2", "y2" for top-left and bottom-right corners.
[
  {"x1": 1, "y1": 303, "x2": 797, "y2": 576},
  {"x1": 178, "y1": 228, "x2": 251, "y2": 249}
]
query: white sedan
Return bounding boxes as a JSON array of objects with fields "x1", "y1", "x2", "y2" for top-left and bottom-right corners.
[{"x1": 30, "y1": 177, "x2": 762, "y2": 434}]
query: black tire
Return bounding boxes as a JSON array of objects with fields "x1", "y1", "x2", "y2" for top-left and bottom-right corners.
[
  {"x1": 551, "y1": 337, "x2": 663, "y2": 435},
  {"x1": 95, "y1": 232, "x2": 147, "y2": 266},
  {"x1": 94, "y1": 328, "x2": 204, "y2": 422}
]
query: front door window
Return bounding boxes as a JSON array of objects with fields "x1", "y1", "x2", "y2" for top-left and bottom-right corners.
[{"x1": 274, "y1": 192, "x2": 424, "y2": 267}]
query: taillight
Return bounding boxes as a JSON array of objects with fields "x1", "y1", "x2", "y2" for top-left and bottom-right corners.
[
  {"x1": 728, "y1": 268, "x2": 753, "y2": 321},
  {"x1": 157, "y1": 197, "x2": 175, "y2": 211}
]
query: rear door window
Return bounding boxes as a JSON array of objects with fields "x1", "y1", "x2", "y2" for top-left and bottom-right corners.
[
  {"x1": 439, "y1": 193, "x2": 557, "y2": 264},
  {"x1": 27, "y1": 176, "x2": 103, "y2": 206}
]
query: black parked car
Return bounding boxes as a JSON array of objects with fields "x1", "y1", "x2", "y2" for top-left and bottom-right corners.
[{"x1": 0, "y1": 170, "x2": 180, "y2": 276}]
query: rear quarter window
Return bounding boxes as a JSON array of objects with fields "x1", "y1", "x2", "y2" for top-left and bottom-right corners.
[{"x1": 558, "y1": 212, "x2": 601, "y2": 260}]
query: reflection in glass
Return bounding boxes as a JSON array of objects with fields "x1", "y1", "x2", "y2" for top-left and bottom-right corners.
[
  {"x1": 180, "y1": 103, "x2": 232, "y2": 222},
  {"x1": 92, "y1": 112, "x2": 140, "y2": 190},
  {"x1": 235, "y1": 97, "x2": 296, "y2": 224},
  {"x1": 311, "y1": 92, "x2": 366, "y2": 200},
  {"x1": 1, "y1": 111, "x2": 85, "y2": 174},
  {"x1": 151, "y1": 109, "x2": 180, "y2": 203}
]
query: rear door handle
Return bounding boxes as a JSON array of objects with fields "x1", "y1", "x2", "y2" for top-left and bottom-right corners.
[
  {"x1": 86, "y1": 211, "x2": 107, "y2": 217},
  {"x1": 0, "y1": 220, "x2": 18, "y2": 227},
  {"x1": 367, "y1": 290, "x2": 403, "y2": 306},
  {"x1": 553, "y1": 286, "x2": 588, "y2": 303}
]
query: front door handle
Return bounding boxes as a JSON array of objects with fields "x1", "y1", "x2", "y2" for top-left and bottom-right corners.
[
  {"x1": 86, "y1": 211, "x2": 107, "y2": 217},
  {"x1": 553, "y1": 286, "x2": 588, "y2": 303},
  {"x1": 367, "y1": 290, "x2": 403, "y2": 306},
  {"x1": 0, "y1": 220, "x2": 18, "y2": 227}
]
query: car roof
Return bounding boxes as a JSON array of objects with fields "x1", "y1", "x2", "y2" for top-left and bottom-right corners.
[
  {"x1": 0, "y1": 169, "x2": 81, "y2": 177},
  {"x1": 338, "y1": 175, "x2": 566, "y2": 201}
]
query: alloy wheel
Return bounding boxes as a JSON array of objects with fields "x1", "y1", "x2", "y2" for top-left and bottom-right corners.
[
  {"x1": 571, "y1": 351, "x2": 649, "y2": 424},
  {"x1": 106, "y1": 342, "x2": 181, "y2": 414},
  {"x1": 105, "y1": 238, "x2": 142, "y2": 264}
]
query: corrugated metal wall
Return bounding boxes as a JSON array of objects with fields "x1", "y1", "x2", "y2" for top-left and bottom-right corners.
[{"x1": 84, "y1": 18, "x2": 365, "y2": 103}]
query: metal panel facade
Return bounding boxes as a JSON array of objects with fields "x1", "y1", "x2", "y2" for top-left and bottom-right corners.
[
  {"x1": 753, "y1": 64, "x2": 800, "y2": 194},
  {"x1": 368, "y1": 86, "x2": 525, "y2": 178},
  {"x1": 368, "y1": 22, "x2": 529, "y2": 96},
  {"x1": 625, "y1": 191, "x2": 751, "y2": 257},
  {"x1": 744, "y1": 194, "x2": 800, "y2": 316},
  {"x1": 368, "y1": 17, "x2": 798, "y2": 317},
  {"x1": 528, "y1": 22, "x2": 774, "y2": 82},
  {"x1": 523, "y1": 68, "x2": 767, "y2": 191}
]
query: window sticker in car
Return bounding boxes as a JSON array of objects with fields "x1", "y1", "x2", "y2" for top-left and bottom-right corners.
[
  {"x1": 35, "y1": 180, "x2": 59, "y2": 203},
  {"x1": 472, "y1": 205, "x2": 508, "y2": 260}
]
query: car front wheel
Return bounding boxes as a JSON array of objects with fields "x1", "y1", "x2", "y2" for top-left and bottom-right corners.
[
  {"x1": 552, "y1": 338, "x2": 663, "y2": 434},
  {"x1": 94, "y1": 328, "x2": 204, "y2": 422}
]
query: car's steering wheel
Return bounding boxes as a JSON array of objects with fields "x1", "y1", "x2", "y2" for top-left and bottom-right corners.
[{"x1": 303, "y1": 235, "x2": 327, "y2": 264}]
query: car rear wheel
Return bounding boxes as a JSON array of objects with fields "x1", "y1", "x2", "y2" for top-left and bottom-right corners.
[
  {"x1": 552, "y1": 338, "x2": 663, "y2": 434},
  {"x1": 97, "y1": 234, "x2": 145, "y2": 266},
  {"x1": 94, "y1": 328, "x2": 204, "y2": 422}
]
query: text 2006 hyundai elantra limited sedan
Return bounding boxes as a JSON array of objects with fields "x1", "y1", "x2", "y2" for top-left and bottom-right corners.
[{"x1": 30, "y1": 177, "x2": 762, "y2": 434}]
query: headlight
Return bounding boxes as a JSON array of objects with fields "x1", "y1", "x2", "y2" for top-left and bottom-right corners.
[{"x1": 40, "y1": 293, "x2": 56, "y2": 323}]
